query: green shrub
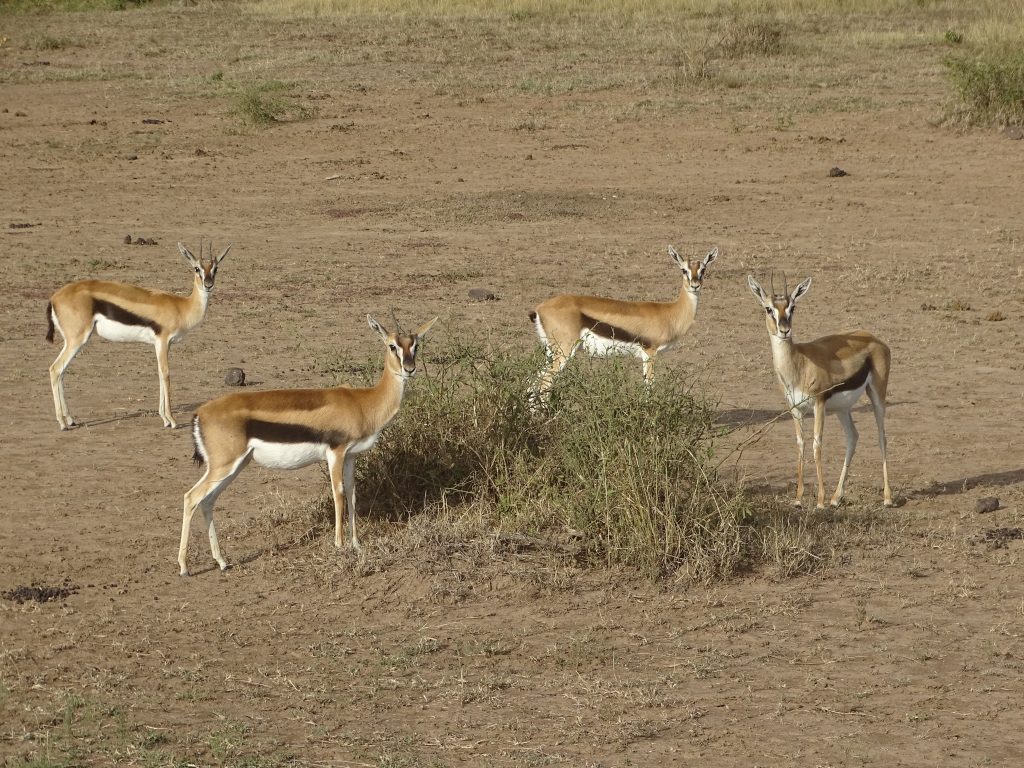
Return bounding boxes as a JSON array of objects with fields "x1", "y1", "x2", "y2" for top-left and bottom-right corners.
[
  {"x1": 232, "y1": 81, "x2": 316, "y2": 127},
  {"x1": 346, "y1": 339, "x2": 829, "y2": 582},
  {"x1": 945, "y1": 49, "x2": 1024, "y2": 126}
]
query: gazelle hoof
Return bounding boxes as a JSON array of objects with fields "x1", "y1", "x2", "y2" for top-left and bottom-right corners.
[
  {"x1": 792, "y1": 500, "x2": 802, "y2": 509},
  {"x1": 179, "y1": 568, "x2": 190, "y2": 577},
  {"x1": 883, "y1": 500, "x2": 895, "y2": 508}
]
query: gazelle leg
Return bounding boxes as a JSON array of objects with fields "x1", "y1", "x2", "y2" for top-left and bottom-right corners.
[
  {"x1": 831, "y1": 409, "x2": 858, "y2": 507},
  {"x1": 642, "y1": 351, "x2": 655, "y2": 386},
  {"x1": 327, "y1": 447, "x2": 356, "y2": 549},
  {"x1": 179, "y1": 453, "x2": 250, "y2": 576},
  {"x1": 155, "y1": 339, "x2": 177, "y2": 428},
  {"x1": 343, "y1": 452, "x2": 360, "y2": 550},
  {"x1": 49, "y1": 326, "x2": 91, "y2": 430},
  {"x1": 791, "y1": 410, "x2": 805, "y2": 507},
  {"x1": 812, "y1": 399, "x2": 827, "y2": 510},
  {"x1": 867, "y1": 386, "x2": 894, "y2": 507},
  {"x1": 530, "y1": 347, "x2": 570, "y2": 408}
]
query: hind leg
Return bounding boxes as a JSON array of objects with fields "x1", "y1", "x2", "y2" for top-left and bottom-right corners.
[
  {"x1": 49, "y1": 323, "x2": 92, "y2": 430},
  {"x1": 529, "y1": 346, "x2": 572, "y2": 409},
  {"x1": 830, "y1": 409, "x2": 858, "y2": 507},
  {"x1": 179, "y1": 453, "x2": 251, "y2": 576},
  {"x1": 867, "y1": 386, "x2": 894, "y2": 507}
]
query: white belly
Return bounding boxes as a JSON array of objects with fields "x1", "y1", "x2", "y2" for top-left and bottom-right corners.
[
  {"x1": 349, "y1": 431, "x2": 381, "y2": 454},
  {"x1": 249, "y1": 439, "x2": 327, "y2": 470},
  {"x1": 579, "y1": 329, "x2": 646, "y2": 359},
  {"x1": 785, "y1": 381, "x2": 868, "y2": 414},
  {"x1": 94, "y1": 315, "x2": 157, "y2": 344}
]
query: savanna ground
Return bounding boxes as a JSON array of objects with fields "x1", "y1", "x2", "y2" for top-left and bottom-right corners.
[{"x1": 2, "y1": 1, "x2": 1024, "y2": 765}]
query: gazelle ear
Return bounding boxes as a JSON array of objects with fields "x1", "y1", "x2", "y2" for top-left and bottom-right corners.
[
  {"x1": 215, "y1": 243, "x2": 233, "y2": 264},
  {"x1": 702, "y1": 247, "x2": 719, "y2": 266},
  {"x1": 747, "y1": 275, "x2": 768, "y2": 303},
  {"x1": 178, "y1": 242, "x2": 198, "y2": 265},
  {"x1": 413, "y1": 316, "x2": 438, "y2": 338},
  {"x1": 791, "y1": 277, "x2": 812, "y2": 303},
  {"x1": 367, "y1": 314, "x2": 390, "y2": 341},
  {"x1": 668, "y1": 245, "x2": 685, "y2": 268}
]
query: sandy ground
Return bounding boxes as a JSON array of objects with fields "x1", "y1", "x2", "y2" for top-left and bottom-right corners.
[{"x1": 2, "y1": 4, "x2": 1023, "y2": 766}]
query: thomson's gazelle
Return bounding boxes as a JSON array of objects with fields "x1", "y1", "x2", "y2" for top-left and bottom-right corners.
[
  {"x1": 178, "y1": 315, "x2": 437, "y2": 577},
  {"x1": 46, "y1": 240, "x2": 231, "y2": 430},
  {"x1": 747, "y1": 274, "x2": 893, "y2": 509},
  {"x1": 528, "y1": 246, "x2": 718, "y2": 404}
]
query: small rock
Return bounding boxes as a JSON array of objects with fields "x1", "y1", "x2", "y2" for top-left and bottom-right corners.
[
  {"x1": 125, "y1": 154, "x2": 138, "y2": 161},
  {"x1": 525, "y1": 153, "x2": 533, "y2": 160},
  {"x1": 123, "y1": 234, "x2": 133, "y2": 244},
  {"x1": 134, "y1": 237, "x2": 147, "y2": 245},
  {"x1": 141, "y1": 118, "x2": 165, "y2": 125},
  {"x1": 224, "y1": 367, "x2": 246, "y2": 387},
  {"x1": 468, "y1": 288, "x2": 498, "y2": 302},
  {"x1": 975, "y1": 496, "x2": 1000, "y2": 514},
  {"x1": 1002, "y1": 126, "x2": 1024, "y2": 141},
  {"x1": 828, "y1": 166, "x2": 848, "y2": 177}
]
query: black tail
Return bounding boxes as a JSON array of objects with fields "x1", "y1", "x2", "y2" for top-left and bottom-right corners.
[
  {"x1": 191, "y1": 415, "x2": 206, "y2": 465},
  {"x1": 45, "y1": 302, "x2": 55, "y2": 343},
  {"x1": 528, "y1": 310, "x2": 538, "y2": 323}
]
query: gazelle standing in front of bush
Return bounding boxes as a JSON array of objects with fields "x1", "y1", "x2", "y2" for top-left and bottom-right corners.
[
  {"x1": 45, "y1": 240, "x2": 232, "y2": 430},
  {"x1": 528, "y1": 246, "x2": 718, "y2": 405},
  {"x1": 178, "y1": 314, "x2": 437, "y2": 577},
  {"x1": 747, "y1": 274, "x2": 893, "y2": 510}
]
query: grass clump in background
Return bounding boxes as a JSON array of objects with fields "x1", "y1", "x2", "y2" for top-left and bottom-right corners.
[
  {"x1": 321, "y1": 338, "x2": 835, "y2": 583},
  {"x1": 944, "y1": 48, "x2": 1024, "y2": 127},
  {"x1": 232, "y1": 80, "x2": 316, "y2": 127}
]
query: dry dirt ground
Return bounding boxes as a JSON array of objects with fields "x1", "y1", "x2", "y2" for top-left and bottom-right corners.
[{"x1": 2, "y1": 4, "x2": 1024, "y2": 766}]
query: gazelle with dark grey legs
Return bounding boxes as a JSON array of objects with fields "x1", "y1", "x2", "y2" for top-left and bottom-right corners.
[
  {"x1": 45, "y1": 240, "x2": 232, "y2": 430},
  {"x1": 178, "y1": 315, "x2": 437, "y2": 576},
  {"x1": 528, "y1": 246, "x2": 718, "y2": 405},
  {"x1": 747, "y1": 274, "x2": 894, "y2": 510}
]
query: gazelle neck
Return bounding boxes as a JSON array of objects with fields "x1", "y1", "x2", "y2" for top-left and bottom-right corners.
[
  {"x1": 675, "y1": 286, "x2": 700, "y2": 321},
  {"x1": 368, "y1": 355, "x2": 408, "y2": 415},
  {"x1": 181, "y1": 275, "x2": 212, "y2": 330},
  {"x1": 768, "y1": 331, "x2": 802, "y2": 384}
]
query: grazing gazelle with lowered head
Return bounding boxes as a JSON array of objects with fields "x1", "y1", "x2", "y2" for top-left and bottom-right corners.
[
  {"x1": 178, "y1": 314, "x2": 437, "y2": 577},
  {"x1": 45, "y1": 240, "x2": 232, "y2": 430},
  {"x1": 528, "y1": 246, "x2": 718, "y2": 405},
  {"x1": 747, "y1": 273, "x2": 894, "y2": 510}
]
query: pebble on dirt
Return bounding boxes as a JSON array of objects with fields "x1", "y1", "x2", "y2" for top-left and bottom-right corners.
[
  {"x1": 975, "y1": 496, "x2": 1000, "y2": 514},
  {"x1": 828, "y1": 166, "x2": 849, "y2": 177},
  {"x1": 224, "y1": 367, "x2": 246, "y2": 387}
]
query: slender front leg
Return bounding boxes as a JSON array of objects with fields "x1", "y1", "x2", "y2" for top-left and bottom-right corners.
[
  {"x1": 49, "y1": 331, "x2": 90, "y2": 430},
  {"x1": 641, "y1": 351, "x2": 656, "y2": 386},
  {"x1": 530, "y1": 347, "x2": 570, "y2": 408},
  {"x1": 154, "y1": 338, "x2": 177, "y2": 428},
  {"x1": 343, "y1": 453, "x2": 360, "y2": 551},
  {"x1": 831, "y1": 409, "x2": 858, "y2": 507},
  {"x1": 812, "y1": 398, "x2": 826, "y2": 510},
  {"x1": 867, "y1": 386, "x2": 894, "y2": 507},
  {"x1": 327, "y1": 447, "x2": 351, "y2": 549},
  {"x1": 791, "y1": 410, "x2": 805, "y2": 507}
]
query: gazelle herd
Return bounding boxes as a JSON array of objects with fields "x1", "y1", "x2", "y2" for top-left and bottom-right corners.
[{"x1": 45, "y1": 241, "x2": 894, "y2": 576}]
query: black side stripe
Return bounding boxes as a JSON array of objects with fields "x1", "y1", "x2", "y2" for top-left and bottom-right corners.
[
  {"x1": 45, "y1": 301, "x2": 55, "y2": 343},
  {"x1": 827, "y1": 359, "x2": 872, "y2": 398},
  {"x1": 580, "y1": 313, "x2": 655, "y2": 349},
  {"x1": 245, "y1": 419, "x2": 349, "y2": 449},
  {"x1": 92, "y1": 298, "x2": 162, "y2": 334}
]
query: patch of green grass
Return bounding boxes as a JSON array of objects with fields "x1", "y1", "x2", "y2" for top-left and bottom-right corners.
[
  {"x1": 232, "y1": 80, "x2": 317, "y2": 127},
  {"x1": 945, "y1": 48, "x2": 1024, "y2": 126},
  {"x1": 716, "y1": 14, "x2": 788, "y2": 58}
]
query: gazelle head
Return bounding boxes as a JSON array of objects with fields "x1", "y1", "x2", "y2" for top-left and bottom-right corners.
[
  {"x1": 368, "y1": 315, "x2": 438, "y2": 380},
  {"x1": 747, "y1": 273, "x2": 812, "y2": 341},
  {"x1": 178, "y1": 240, "x2": 232, "y2": 292},
  {"x1": 670, "y1": 246, "x2": 718, "y2": 296}
]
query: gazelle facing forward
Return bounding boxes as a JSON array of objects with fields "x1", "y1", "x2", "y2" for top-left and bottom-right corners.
[
  {"x1": 46, "y1": 240, "x2": 231, "y2": 430},
  {"x1": 747, "y1": 274, "x2": 893, "y2": 509},
  {"x1": 178, "y1": 315, "x2": 437, "y2": 577},
  {"x1": 528, "y1": 246, "x2": 718, "y2": 405}
]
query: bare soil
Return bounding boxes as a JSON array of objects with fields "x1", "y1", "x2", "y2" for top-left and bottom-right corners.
[{"x1": 2, "y1": 5, "x2": 1023, "y2": 766}]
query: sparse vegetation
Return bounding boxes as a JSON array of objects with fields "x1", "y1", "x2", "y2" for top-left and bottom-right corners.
[
  {"x1": 945, "y1": 48, "x2": 1024, "y2": 126},
  {"x1": 231, "y1": 80, "x2": 317, "y2": 127},
  {"x1": 323, "y1": 341, "x2": 834, "y2": 582}
]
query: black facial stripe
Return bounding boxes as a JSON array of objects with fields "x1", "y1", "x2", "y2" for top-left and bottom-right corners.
[
  {"x1": 245, "y1": 419, "x2": 348, "y2": 448},
  {"x1": 581, "y1": 313, "x2": 655, "y2": 349},
  {"x1": 93, "y1": 298, "x2": 162, "y2": 334}
]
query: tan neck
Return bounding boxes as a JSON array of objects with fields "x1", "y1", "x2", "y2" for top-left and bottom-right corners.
[{"x1": 179, "y1": 274, "x2": 212, "y2": 331}]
